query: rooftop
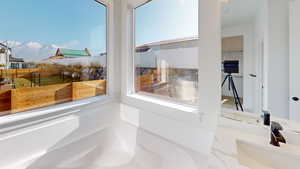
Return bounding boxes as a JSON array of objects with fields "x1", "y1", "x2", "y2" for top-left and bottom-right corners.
[
  {"x1": 136, "y1": 36, "x2": 199, "y2": 53},
  {"x1": 56, "y1": 48, "x2": 92, "y2": 58}
]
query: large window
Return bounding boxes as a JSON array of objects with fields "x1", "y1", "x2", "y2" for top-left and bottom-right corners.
[
  {"x1": 134, "y1": 0, "x2": 198, "y2": 104},
  {"x1": 0, "y1": 0, "x2": 107, "y2": 115}
]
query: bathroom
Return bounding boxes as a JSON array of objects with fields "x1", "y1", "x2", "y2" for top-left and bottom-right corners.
[{"x1": 0, "y1": 0, "x2": 299, "y2": 169}]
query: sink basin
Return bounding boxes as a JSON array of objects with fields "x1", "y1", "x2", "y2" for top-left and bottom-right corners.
[
  {"x1": 282, "y1": 131, "x2": 300, "y2": 146},
  {"x1": 221, "y1": 111, "x2": 261, "y2": 125},
  {"x1": 236, "y1": 139, "x2": 300, "y2": 169}
]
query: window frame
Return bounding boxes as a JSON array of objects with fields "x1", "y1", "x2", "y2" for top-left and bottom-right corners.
[
  {"x1": 122, "y1": 0, "x2": 222, "y2": 156},
  {"x1": 0, "y1": 0, "x2": 115, "y2": 124},
  {"x1": 127, "y1": 0, "x2": 200, "y2": 107}
]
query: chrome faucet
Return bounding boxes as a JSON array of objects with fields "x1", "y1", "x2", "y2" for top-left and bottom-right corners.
[{"x1": 270, "y1": 121, "x2": 286, "y2": 147}]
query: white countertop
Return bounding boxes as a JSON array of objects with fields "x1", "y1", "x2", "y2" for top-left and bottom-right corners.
[{"x1": 208, "y1": 111, "x2": 300, "y2": 169}]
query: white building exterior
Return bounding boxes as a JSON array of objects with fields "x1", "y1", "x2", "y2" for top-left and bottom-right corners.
[
  {"x1": 0, "y1": 43, "x2": 25, "y2": 69},
  {"x1": 0, "y1": 43, "x2": 10, "y2": 69},
  {"x1": 135, "y1": 37, "x2": 199, "y2": 69}
]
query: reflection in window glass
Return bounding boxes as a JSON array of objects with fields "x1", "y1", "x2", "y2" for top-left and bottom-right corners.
[
  {"x1": 135, "y1": 0, "x2": 198, "y2": 104},
  {"x1": 0, "y1": 0, "x2": 107, "y2": 115}
]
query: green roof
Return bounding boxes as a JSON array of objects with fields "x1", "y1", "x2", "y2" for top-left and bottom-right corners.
[{"x1": 58, "y1": 48, "x2": 91, "y2": 58}]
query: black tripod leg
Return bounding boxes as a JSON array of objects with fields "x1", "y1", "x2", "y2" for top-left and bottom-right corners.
[
  {"x1": 231, "y1": 77, "x2": 244, "y2": 111},
  {"x1": 230, "y1": 77, "x2": 239, "y2": 110},
  {"x1": 222, "y1": 75, "x2": 228, "y2": 87},
  {"x1": 228, "y1": 77, "x2": 231, "y2": 91}
]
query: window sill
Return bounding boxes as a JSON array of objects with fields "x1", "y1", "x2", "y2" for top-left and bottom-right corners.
[
  {"x1": 122, "y1": 93, "x2": 200, "y2": 126},
  {"x1": 0, "y1": 95, "x2": 114, "y2": 130},
  {"x1": 127, "y1": 93, "x2": 197, "y2": 112}
]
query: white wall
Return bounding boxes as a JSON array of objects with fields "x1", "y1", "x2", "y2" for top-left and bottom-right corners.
[
  {"x1": 197, "y1": 0, "x2": 221, "y2": 165},
  {"x1": 289, "y1": 0, "x2": 300, "y2": 121},
  {"x1": 155, "y1": 47, "x2": 198, "y2": 69},
  {"x1": 258, "y1": 0, "x2": 290, "y2": 119},
  {"x1": 135, "y1": 50, "x2": 157, "y2": 68},
  {"x1": 0, "y1": 49, "x2": 9, "y2": 68},
  {"x1": 0, "y1": 54, "x2": 6, "y2": 66},
  {"x1": 253, "y1": 0, "x2": 268, "y2": 114},
  {"x1": 267, "y1": 0, "x2": 289, "y2": 119},
  {"x1": 252, "y1": 0, "x2": 290, "y2": 119},
  {"x1": 135, "y1": 40, "x2": 199, "y2": 69},
  {"x1": 222, "y1": 23, "x2": 256, "y2": 112}
]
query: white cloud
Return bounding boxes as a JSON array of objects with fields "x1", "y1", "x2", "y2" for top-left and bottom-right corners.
[
  {"x1": 10, "y1": 41, "x2": 56, "y2": 62},
  {"x1": 60, "y1": 40, "x2": 80, "y2": 49},
  {"x1": 1, "y1": 39, "x2": 107, "y2": 66},
  {"x1": 25, "y1": 42, "x2": 43, "y2": 48}
]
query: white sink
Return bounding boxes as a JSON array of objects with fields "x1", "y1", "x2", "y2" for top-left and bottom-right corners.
[
  {"x1": 282, "y1": 131, "x2": 300, "y2": 146},
  {"x1": 221, "y1": 111, "x2": 261, "y2": 125},
  {"x1": 236, "y1": 139, "x2": 300, "y2": 169}
]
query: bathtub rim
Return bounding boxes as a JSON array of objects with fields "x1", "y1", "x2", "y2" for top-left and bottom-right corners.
[{"x1": 0, "y1": 95, "x2": 116, "y2": 132}]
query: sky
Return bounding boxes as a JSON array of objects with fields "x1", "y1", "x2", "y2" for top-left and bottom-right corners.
[
  {"x1": 0, "y1": 0, "x2": 107, "y2": 55},
  {"x1": 0, "y1": 0, "x2": 198, "y2": 55},
  {"x1": 135, "y1": 0, "x2": 198, "y2": 46}
]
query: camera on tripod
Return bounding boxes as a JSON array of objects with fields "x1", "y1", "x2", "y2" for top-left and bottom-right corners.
[
  {"x1": 222, "y1": 60, "x2": 244, "y2": 111},
  {"x1": 223, "y1": 60, "x2": 239, "y2": 74}
]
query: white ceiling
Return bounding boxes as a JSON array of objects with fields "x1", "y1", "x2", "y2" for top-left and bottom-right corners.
[{"x1": 222, "y1": 0, "x2": 260, "y2": 28}]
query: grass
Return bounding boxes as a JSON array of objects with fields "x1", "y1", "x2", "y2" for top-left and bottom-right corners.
[
  {"x1": 39, "y1": 76, "x2": 73, "y2": 86},
  {"x1": 14, "y1": 76, "x2": 73, "y2": 89},
  {"x1": 14, "y1": 78, "x2": 32, "y2": 88}
]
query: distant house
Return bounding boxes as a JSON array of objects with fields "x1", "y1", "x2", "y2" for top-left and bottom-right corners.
[
  {"x1": 0, "y1": 43, "x2": 25, "y2": 69},
  {"x1": 135, "y1": 37, "x2": 199, "y2": 69},
  {"x1": 42, "y1": 48, "x2": 108, "y2": 67},
  {"x1": 48, "y1": 48, "x2": 92, "y2": 60}
]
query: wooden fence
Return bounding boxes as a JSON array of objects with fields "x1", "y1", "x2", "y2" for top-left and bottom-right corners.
[
  {"x1": 135, "y1": 72, "x2": 161, "y2": 92},
  {"x1": 0, "y1": 90, "x2": 11, "y2": 114},
  {"x1": 136, "y1": 74, "x2": 155, "y2": 92},
  {"x1": 72, "y1": 80, "x2": 106, "y2": 100},
  {"x1": 0, "y1": 68, "x2": 61, "y2": 79},
  {"x1": 11, "y1": 83, "x2": 73, "y2": 113},
  {"x1": 0, "y1": 68, "x2": 39, "y2": 78},
  {"x1": 0, "y1": 72, "x2": 160, "y2": 116},
  {"x1": 0, "y1": 80, "x2": 106, "y2": 115}
]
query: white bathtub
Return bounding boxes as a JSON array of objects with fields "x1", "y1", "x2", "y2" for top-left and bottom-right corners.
[{"x1": 0, "y1": 100, "x2": 208, "y2": 169}]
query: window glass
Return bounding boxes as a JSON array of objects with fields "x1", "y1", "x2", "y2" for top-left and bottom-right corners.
[
  {"x1": 134, "y1": 0, "x2": 198, "y2": 104},
  {"x1": 0, "y1": 0, "x2": 107, "y2": 115}
]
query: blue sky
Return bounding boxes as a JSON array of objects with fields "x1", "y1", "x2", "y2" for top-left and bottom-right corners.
[
  {"x1": 135, "y1": 0, "x2": 198, "y2": 46},
  {"x1": 0, "y1": 0, "x2": 198, "y2": 54},
  {"x1": 0, "y1": 0, "x2": 107, "y2": 55}
]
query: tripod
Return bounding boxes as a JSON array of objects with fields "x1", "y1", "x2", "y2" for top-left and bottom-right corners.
[{"x1": 222, "y1": 73, "x2": 244, "y2": 111}]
